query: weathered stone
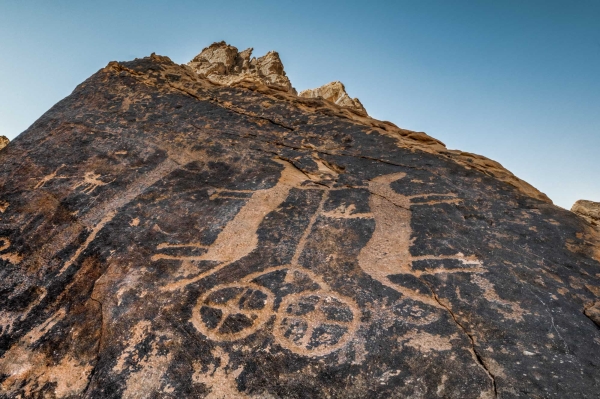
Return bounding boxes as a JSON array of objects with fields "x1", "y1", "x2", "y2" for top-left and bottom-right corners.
[
  {"x1": 300, "y1": 81, "x2": 367, "y2": 115},
  {"x1": 187, "y1": 41, "x2": 296, "y2": 94},
  {"x1": 585, "y1": 301, "x2": 600, "y2": 327},
  {"x1": 572, "y1": 199, "x2": 600, "y2": 225},
  {"x1": 0, "y1": 50, "x2": 598, "y2": 398},
  {"x1": 0, "y1": 136, "x2": 8, "y2": 151}
]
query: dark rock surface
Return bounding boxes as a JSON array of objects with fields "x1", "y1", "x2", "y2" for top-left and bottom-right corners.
[{"x1": 0, "y1": 53, "x2": 598, "y2": 398}]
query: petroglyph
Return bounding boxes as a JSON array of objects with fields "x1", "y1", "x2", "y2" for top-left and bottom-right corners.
[
  {"x1": 0, "y1": 309, "x2": 93, "y2": 399},
  {"x1": 74, "y1": 171, "x2": 113, "y2": 194},
  {"x1": 189, "y1": 265, "x2": 360, "y2": 357},
  {"x1": 34, "y1": 164, "x2": 66, "y2": 189},
  {"x1": 0, "y1": 237, "x2": 10, "y2": 252},
  {"x1": 358, "y1": 172, "x2": 483, "y2": 309},
  {"x1": 192, "y1": 282, "x2": 275, "y2": 341},
  {"x1": 157, "y1": 242, "x2": 208, "y2": 250},
  {"x1": 0, "y1": 237, "x2": 22, "y2": 264},
  {"x1": 162, "y1": 166, "x2": 481, "y2": 356},
  {"x1": 159, "y1": 158, "x2": 309, "y2": 289},
  {"x1": 322, "y1": 204, "x2": 372, "y2": 219},
  {"x1": 56, "y1": 158, "x2": 181, "y2": 276},
  {"x1": 59, "y1": 210, "x2": 117, "y2": 274},
  {"x1": 192, "y1": 347, "x2": 249, "y2": 399},
  {"x1": 274, "y1": 290, "x2": 359, "y2": 356},
  {"x1": 0, "y1": 252, "x2": 23, "y2": 264},
  {"x1": 471, "y1": 274, "x2": 526, "y2": 322},
  {"x1": 0, "y1": 200, "x2": 8, "y2": 213},
  {"x1": 158, "y1": 162, "x2": 361, "y2": 356},
  {"x1": 398, "y1": 330, "x2": 457, "y2": 353}
]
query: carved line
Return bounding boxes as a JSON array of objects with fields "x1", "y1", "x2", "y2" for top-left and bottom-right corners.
[{"x1": 57, "y1": 158, "x2": 181, "y2": 276}]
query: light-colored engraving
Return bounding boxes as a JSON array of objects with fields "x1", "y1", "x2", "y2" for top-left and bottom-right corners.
[
  {"x1": 192, "y1": 347, "x2": 250, "y2": 399},
  {"x1": 166, "y1": 166, "x2": 360, "y2": 356},
  {"x1": 397, "y1": 330, "x2": 457, "y2": 353},
  {"x1": 160, "y1": 158, "x2": 308, "y2": 290},
  {"x1": 0, "y1": 287, "x2": 48, "y2": 336},
  {"x1": 0, "y1": 237, "x2": 10, "y2": 252},
  {"x1": 471, "y1": 274, "x2": 526, "y2": 322},
  {"x1": 274, "y1": 290, "x2": 358, "y2": 357},
  {"x1": 156, "y1": 242, "x2": 208, "y2": 250},
  {"x1": 322, "y1": 204, "x2": 372, "y2": 219},
  {"x1": 0, "y1": 201, "x2": 9, "y2": 213},
  {"x1": 121, "y1": 332, "x2": 174, "y2": 399},
  {"x1": 0, "y1": 237, "x2": 22, "y2": 264},
  {"x1": 34, "y1": 164, "x2": 67, "y2": 189},
  {"x1": 0, "y1": 309, "x2": 94, "y2": 399},
  {"x1": 357, "y1": 172, "x2": 483, "y2": 308},
  {"x1": 55, "y1": 158, "x2": 181, "y2": 277},
  {"x1": 192, "y1": 283, "x2": 274, "y2": 341},
  {"x1": 0, "y1": 252, "x2": 23, "y2": 264},
  {"x1": 74, "y1": 171, "x2": 114, "y2": 194},
  {"x1": 162, "y1": 164, "x2": 477, "y2": 356},
  {"x1": 59, "y1": 210, "x2": 117, "y2": 274}
]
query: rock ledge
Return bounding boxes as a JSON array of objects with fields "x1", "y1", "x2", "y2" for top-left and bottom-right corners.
[{"x1": 572, "y1": 199, "x2": 600, "y2": 225}]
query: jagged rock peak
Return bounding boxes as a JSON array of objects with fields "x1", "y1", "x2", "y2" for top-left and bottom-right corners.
[
  {"x1": 300, "y1": 81, "x2": 367, "y2": 116},
  {"x1": 0, "y1": 136, "x2": 9, "y2": 151},
  {"x1": 572, "y1": 199, "x2": 600, "y2": 225},
  {"x1": 187, "y1": 41, "x2": 296, "y2": 94}
]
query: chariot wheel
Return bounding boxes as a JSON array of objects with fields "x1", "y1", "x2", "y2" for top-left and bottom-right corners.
[
  {"x1": 274, "y1": 291, "x2": 359, "y2": 356},
  {"x1": 191, "y1": 282, "x2": 274, "y2": 341}
]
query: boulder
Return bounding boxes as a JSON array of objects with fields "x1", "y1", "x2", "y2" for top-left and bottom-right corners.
[
  {"x1": 572, "y1": 199, "x2": 600, "y2": 225},
  {"x1": 0, "y1": 136, "x2": 8, "y2": 151},
  {"x1": 300, "y1": 81, "x2": 367, "y2": 115},
  {"x1": 0, "y1": 49, "x2": 598, "y2": 398}
]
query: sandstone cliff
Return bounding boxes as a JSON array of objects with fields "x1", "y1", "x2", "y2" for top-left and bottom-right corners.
[
  {"x1": 0, "y1": 136, "x2": 8, "y2": 151},
  {"x1": 187, "y1": 41, "x2": 296, "y2": 94},
  {"x1": 0, "y1": 46, "x2": 598, "y2": 398},
  {"x1": 299, "y1": 81, "x2": 367, "y2": 115},
  {"x1": 572, "y1": 199, "x2": 600, "y2": 225}
]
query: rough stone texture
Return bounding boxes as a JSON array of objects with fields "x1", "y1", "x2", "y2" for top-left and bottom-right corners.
[
  {"x1": 0, "y1": 136, "x2": 8, "y2": 151},
  {"x1": 0, "y1": 53, "x2": 598, "y2": 398},
  {"x1": 572, "y1": 200, "x2": 600, "y2": 225},
  {"x1": 300, "y1": 81, "x2": 367, "y2": 116},
  {"x1": 188, "y1": 41, "x2": 296, "y2": 94}
]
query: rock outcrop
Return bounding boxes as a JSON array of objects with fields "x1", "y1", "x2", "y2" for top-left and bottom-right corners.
[
  {"x1": 300, "y1": 81, "x2": 367, "y2": 115},
  {"x1": 187, "y1": 41, "x2": 296, "y2": 94},
  {"x1": 572, "y1": 199, "x2": 600, "y2": 225},
  {"x1": 0, "y1": 136, "x2": 8, "y2": 151},
  {"x1": 0, "y1": 48, "x2": 598, "y2": 398}
]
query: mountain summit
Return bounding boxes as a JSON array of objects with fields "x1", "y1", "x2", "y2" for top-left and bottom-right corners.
[{"x1": 0, "y1": 43, "x2": 598, "y2": 398}]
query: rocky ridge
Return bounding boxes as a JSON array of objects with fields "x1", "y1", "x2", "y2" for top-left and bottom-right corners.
[
  {"x1": 572, "y1": 200, "x2": 600, "y2": 225},
  {"x1": 0, "y1": 45, "x2": 598, "y2": 398},
  {"x1": 0, "y1": 136, "x2": 9, "y2": 151},
  {"x1": 299, "y1": 81, "x2": 367, "y2": 116},
  {"x1": 187, "y1": 41, "x2": 296, "y2": 94}
]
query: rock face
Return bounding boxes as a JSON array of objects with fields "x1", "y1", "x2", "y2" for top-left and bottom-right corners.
[
  {"x1": 300, "y1": 81, "x2": 367, "y2": 115},
  {"x1": 572, "y1": 199, "x2": 600, "y2": 225},
  {"x1": 0, "y1": 51, "x2": 599, "y2": 398},
  {"x1": 187, "y1": 41, "x2": 296, "y2": 94},
  {"x1": 0, "y1": 136, "x2": 8, "y2": 151}
]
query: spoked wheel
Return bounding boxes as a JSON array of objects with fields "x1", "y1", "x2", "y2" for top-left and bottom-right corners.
[
  {"x1": 191, "y1": 283, "x2": 274, "y2": 341},
  {"x1": 274, "y1": 291, "x2": 359, "y2": 356}
]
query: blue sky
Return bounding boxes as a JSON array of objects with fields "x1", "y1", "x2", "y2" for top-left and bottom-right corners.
[{"x1": 0, "y1": 0, "x2": 598, "y2": 208}]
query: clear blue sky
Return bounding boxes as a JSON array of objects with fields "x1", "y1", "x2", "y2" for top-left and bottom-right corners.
[{"x1": 1, "y1": 1, "x2": 598, "y2": 208}]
